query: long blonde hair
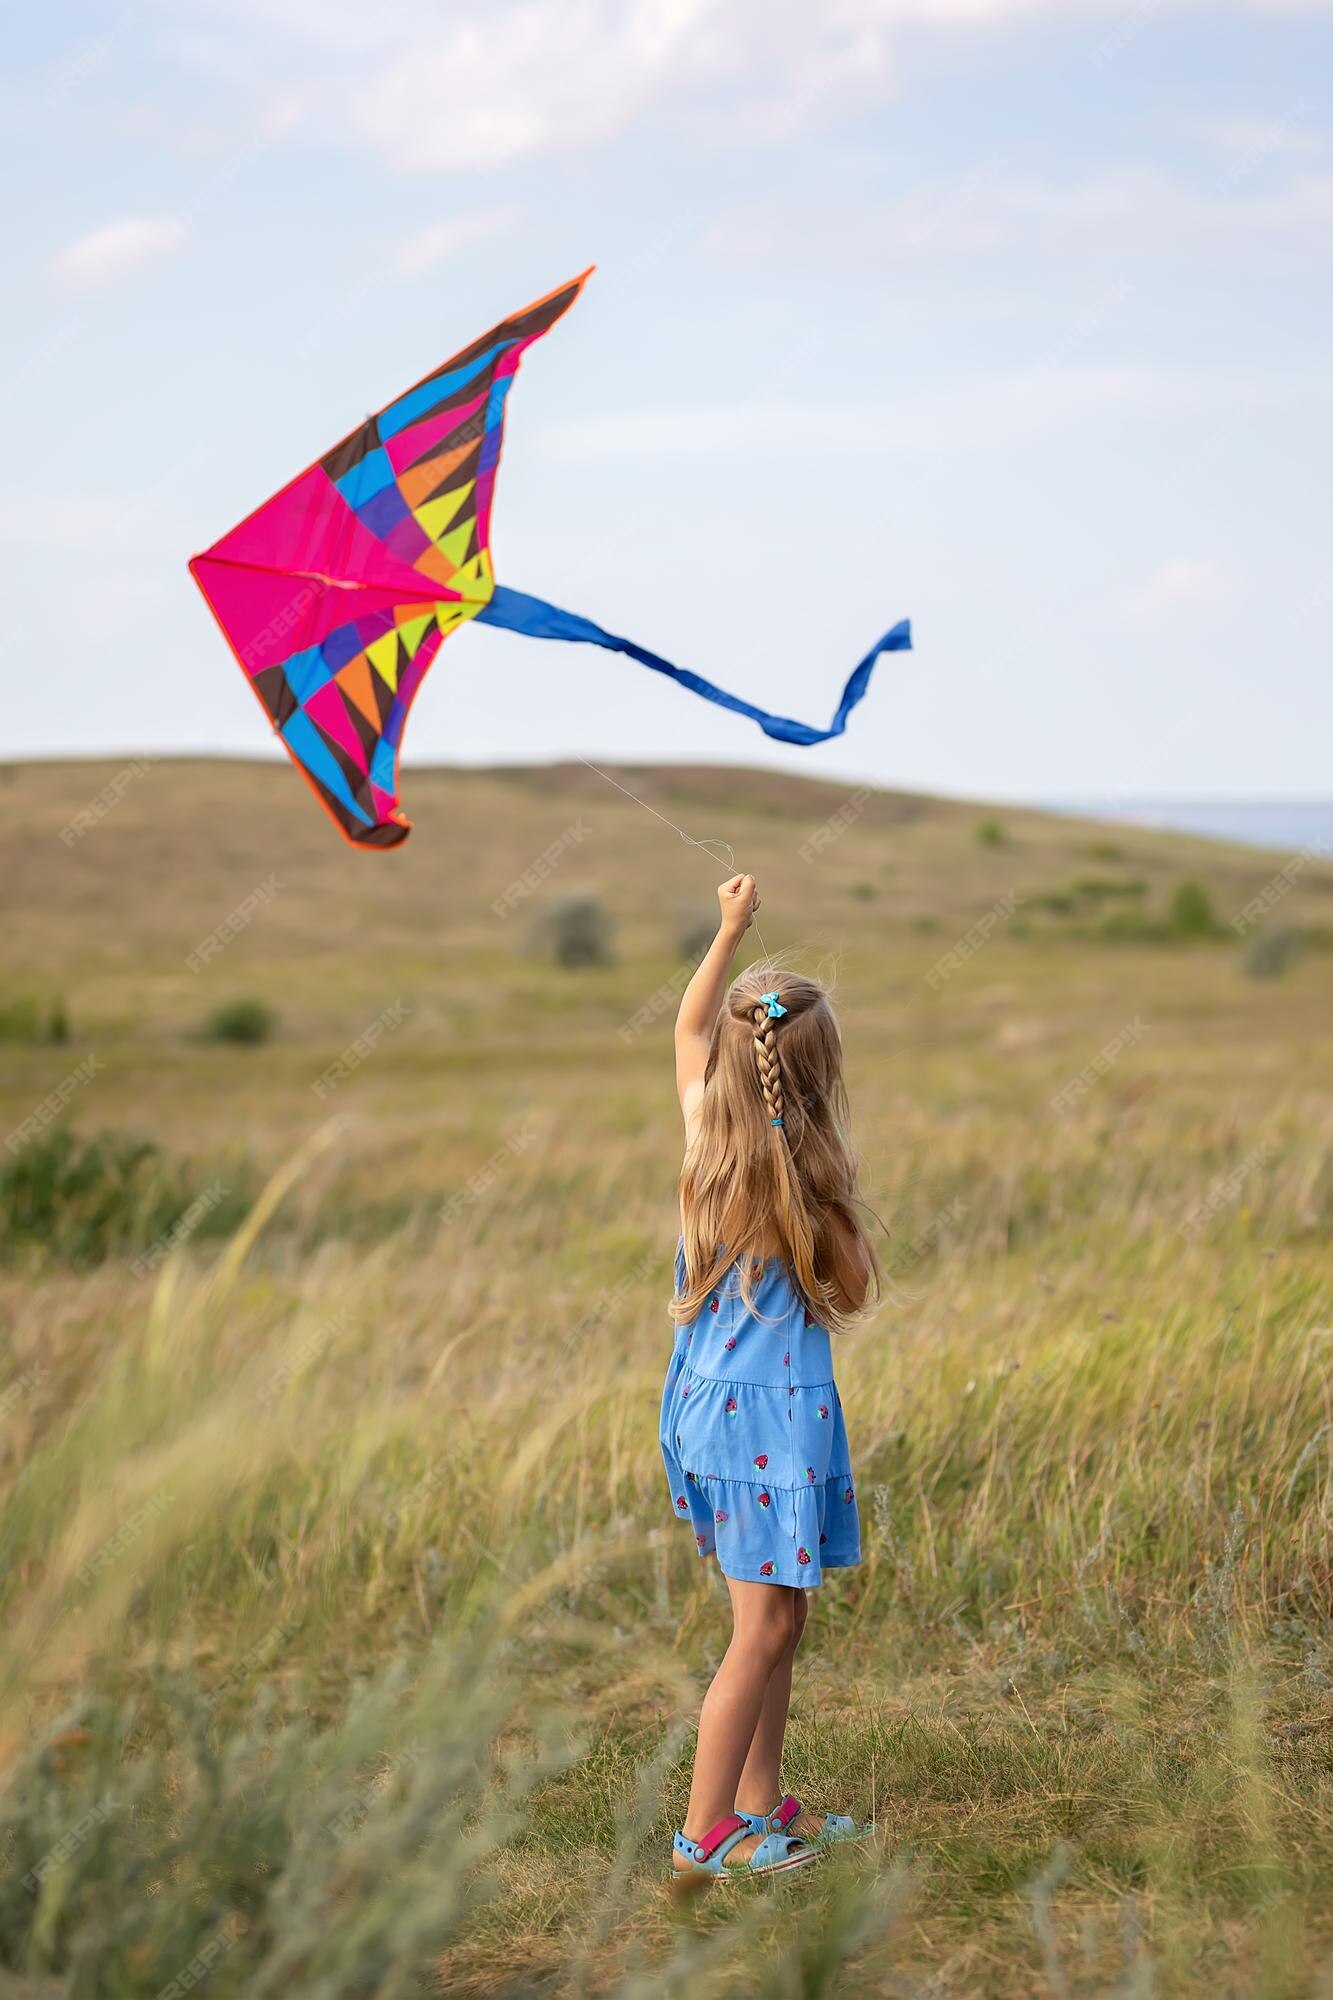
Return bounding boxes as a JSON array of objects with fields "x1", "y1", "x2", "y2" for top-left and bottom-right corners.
[{"x1": 674, "y1": 964, "x2": 878, "y2": 1335}]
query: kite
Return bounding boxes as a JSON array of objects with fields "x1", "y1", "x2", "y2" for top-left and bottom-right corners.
[{"x1": 190, "y1": 270, "x2": 912, "y2": 848}]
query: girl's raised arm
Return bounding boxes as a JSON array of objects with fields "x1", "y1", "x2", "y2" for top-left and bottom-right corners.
[{"x1": 674, "y1": 874, "x2": 760, "y2": 1138}]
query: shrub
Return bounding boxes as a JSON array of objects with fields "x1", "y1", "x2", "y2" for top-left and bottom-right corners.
[
  {"x1": 1243, "y1": 927, "x2": 1303, "y2": 980},
  {"x1": 202, "y1": 998, "x2": 276, "y2": 1045},
  {"x1": 0, "y1": 996, "x2": 70, "y2": 1045},
  {"x1": 1167, "y1": 879, "x2": 1223, "y2": 939},
  {"x1": 535, "y1": 895, "x2": 615, "y2": 968},
  {"x1": 975, "y1": 819, "x2": 1007, "y2": 847},
  {"x1": 1081, "y1": 838, "x2": 1124, "y2": 862},
  {"x1": 851, "y1": 881, "x2": 877, "y2": 902},
  {"x1": 0, "y1": 1130, "x2": 246, "y2": 1267},
  {"x1": 1069, "y1": 877, "x2": 1147, "y2": 900}
]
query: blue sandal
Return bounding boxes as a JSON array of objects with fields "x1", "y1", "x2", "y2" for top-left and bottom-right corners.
[
  {"x1": 738, "y1": 1793, "x2": 871, "y2": 1846},
  {"x1": 671, "y1": 1810, "x2": 819, "y2": 1879}
]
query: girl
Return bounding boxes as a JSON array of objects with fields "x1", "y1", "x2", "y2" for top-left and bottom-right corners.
[{"x1": 662, "y1": 872, "x2": 878, "y2": 1879}]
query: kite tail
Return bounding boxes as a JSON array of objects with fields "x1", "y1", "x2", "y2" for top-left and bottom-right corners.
[{"x1": 474, "y1": 586, "x2": 912, "y2": 746}]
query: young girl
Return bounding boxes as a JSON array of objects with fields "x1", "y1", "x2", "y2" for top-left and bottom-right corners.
[{"x1": 662, "y1": 872, "x2": 877, "y2": 1879}]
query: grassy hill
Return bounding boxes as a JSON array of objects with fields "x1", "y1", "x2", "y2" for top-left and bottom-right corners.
[{"x1": 0, "y1": 757, "x2": 1330, "y2": 1997}]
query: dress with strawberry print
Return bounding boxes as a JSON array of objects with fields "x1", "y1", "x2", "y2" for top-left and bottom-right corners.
[{"x1": 660, "y1": 1244, "x2": 860, "y2": 1588}]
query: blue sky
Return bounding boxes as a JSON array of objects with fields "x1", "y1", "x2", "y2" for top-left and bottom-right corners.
[{"x1": 4, "y1": 0, "x2": 1330, "y2": 802}]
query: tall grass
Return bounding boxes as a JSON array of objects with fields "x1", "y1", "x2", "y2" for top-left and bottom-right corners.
[
  {"x1": 3, "y1": 759, "x2": 1332, "y2": 1994},
  {"x1": 2, "y1": 1090, "x2": 1329, "y2": 1995}
]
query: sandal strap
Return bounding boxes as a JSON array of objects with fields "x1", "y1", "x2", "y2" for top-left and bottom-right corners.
[
  {"x1": 771, "y1": 1794, "x2": 803, "y2": 1829},
  {"x1": 689, "y1": 1812, "x2": 748, "y2": 1864}
]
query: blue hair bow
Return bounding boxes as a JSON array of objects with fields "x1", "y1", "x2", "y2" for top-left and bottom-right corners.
[{"x1": 759, "y1": 991, "x2": 788, "y2": 1019}]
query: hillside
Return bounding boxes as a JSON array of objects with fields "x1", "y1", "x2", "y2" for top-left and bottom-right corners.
[{"x1": 0, "y1": 757, "x2": 1331, "y2": 1998}]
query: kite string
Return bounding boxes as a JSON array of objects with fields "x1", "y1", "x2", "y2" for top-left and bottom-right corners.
[{"x1": 578, "y1": 757, "x2": 774, "y2": 963}]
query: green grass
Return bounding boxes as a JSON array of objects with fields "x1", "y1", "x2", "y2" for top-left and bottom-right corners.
[{"x1": 0, "y1": 757, "x2": 1330, "y2": 1996}]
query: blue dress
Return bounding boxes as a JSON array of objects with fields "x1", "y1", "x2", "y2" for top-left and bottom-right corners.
[{"x1": 660, "y1": 1247, "x2": 860, "y2": 1588}]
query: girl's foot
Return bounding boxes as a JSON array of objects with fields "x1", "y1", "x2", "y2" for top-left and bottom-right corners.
[
  {"x1": 671, "y1": 1814, "x2": 818, "y2": 1878},
  {"x1": 736, "y1": 1793, "x2": 870, "y2": 1845}
]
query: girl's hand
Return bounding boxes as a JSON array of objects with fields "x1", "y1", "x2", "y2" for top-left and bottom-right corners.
[{"x1": 718, "y1": 873, "x2": 760, "y2": 939}]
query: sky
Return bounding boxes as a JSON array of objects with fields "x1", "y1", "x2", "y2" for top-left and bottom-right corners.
[{"x1": 4, "y1": 0, "x2": 1331, "y2": 805}]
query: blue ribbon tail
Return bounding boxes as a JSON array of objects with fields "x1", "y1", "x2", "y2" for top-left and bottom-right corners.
[{"x1": 474, "y1": 586, "x2": 912, "y2": 746}]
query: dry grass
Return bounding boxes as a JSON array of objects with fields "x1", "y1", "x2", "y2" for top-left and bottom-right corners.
[{"x1": 0, "y1": 757, "x2": 1330, "y2": 1997}]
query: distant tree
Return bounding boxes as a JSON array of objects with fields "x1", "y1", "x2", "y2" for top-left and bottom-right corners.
[{"x1": 1167, "y1": 880, "x2": 1222, "y2": 939}]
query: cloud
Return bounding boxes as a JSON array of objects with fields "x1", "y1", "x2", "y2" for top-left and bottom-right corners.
[
  {"x1": 351, "y1": 0, "x2": 729, "y2": 172},
  {"x1": 50, "y1": 216, "x2": 187, "y2": 291},
  {"x1": 1129, "y1": 556, "x2": 1225, "y2": 617},
  {"x1": 142, "y1": 0, "x2": 1333, "y2": 173},
  {"x1": 392, "y1": 206, "x2": 521, "y2": 278}
]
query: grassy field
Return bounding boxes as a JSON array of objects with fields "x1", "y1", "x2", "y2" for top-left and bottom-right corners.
[{"x1": 0, "y1": 754, "x2": 1330, "y2": 1999}]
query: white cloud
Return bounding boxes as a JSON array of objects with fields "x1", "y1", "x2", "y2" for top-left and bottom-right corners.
[
  {"x1": 141, "y1": 0, "x2": 1333, "y2": 173},
  {"x1": 393, "y1": 206, "x2": 521, "y2": 278},
  {"x1": 351, "y1": 0, "x2": 728, "y2": 172},
  {"x1": 1129, "y1": 556, "x2": 1224, "y2": 617},
  {"x1": 50, "y1": 215, "x2": 187, "y2": 292}
]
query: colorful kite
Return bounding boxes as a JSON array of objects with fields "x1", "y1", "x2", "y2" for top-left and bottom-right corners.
[{"x1": 190, "y1": 271, "x2": 912, "y2": 848}]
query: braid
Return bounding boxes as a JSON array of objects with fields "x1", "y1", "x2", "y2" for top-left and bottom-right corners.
[{"x1": 751, "y1": 1004, "x2": 786, "y2": 1128}]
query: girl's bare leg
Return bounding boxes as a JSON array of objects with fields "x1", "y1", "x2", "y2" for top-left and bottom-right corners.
[
  {"x1": 675, "y1": 1579, "x2": 799, "y2": 1869},
  {"x1": 734, "y1": 1585, "x2": 806, "y2": 1815}
]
